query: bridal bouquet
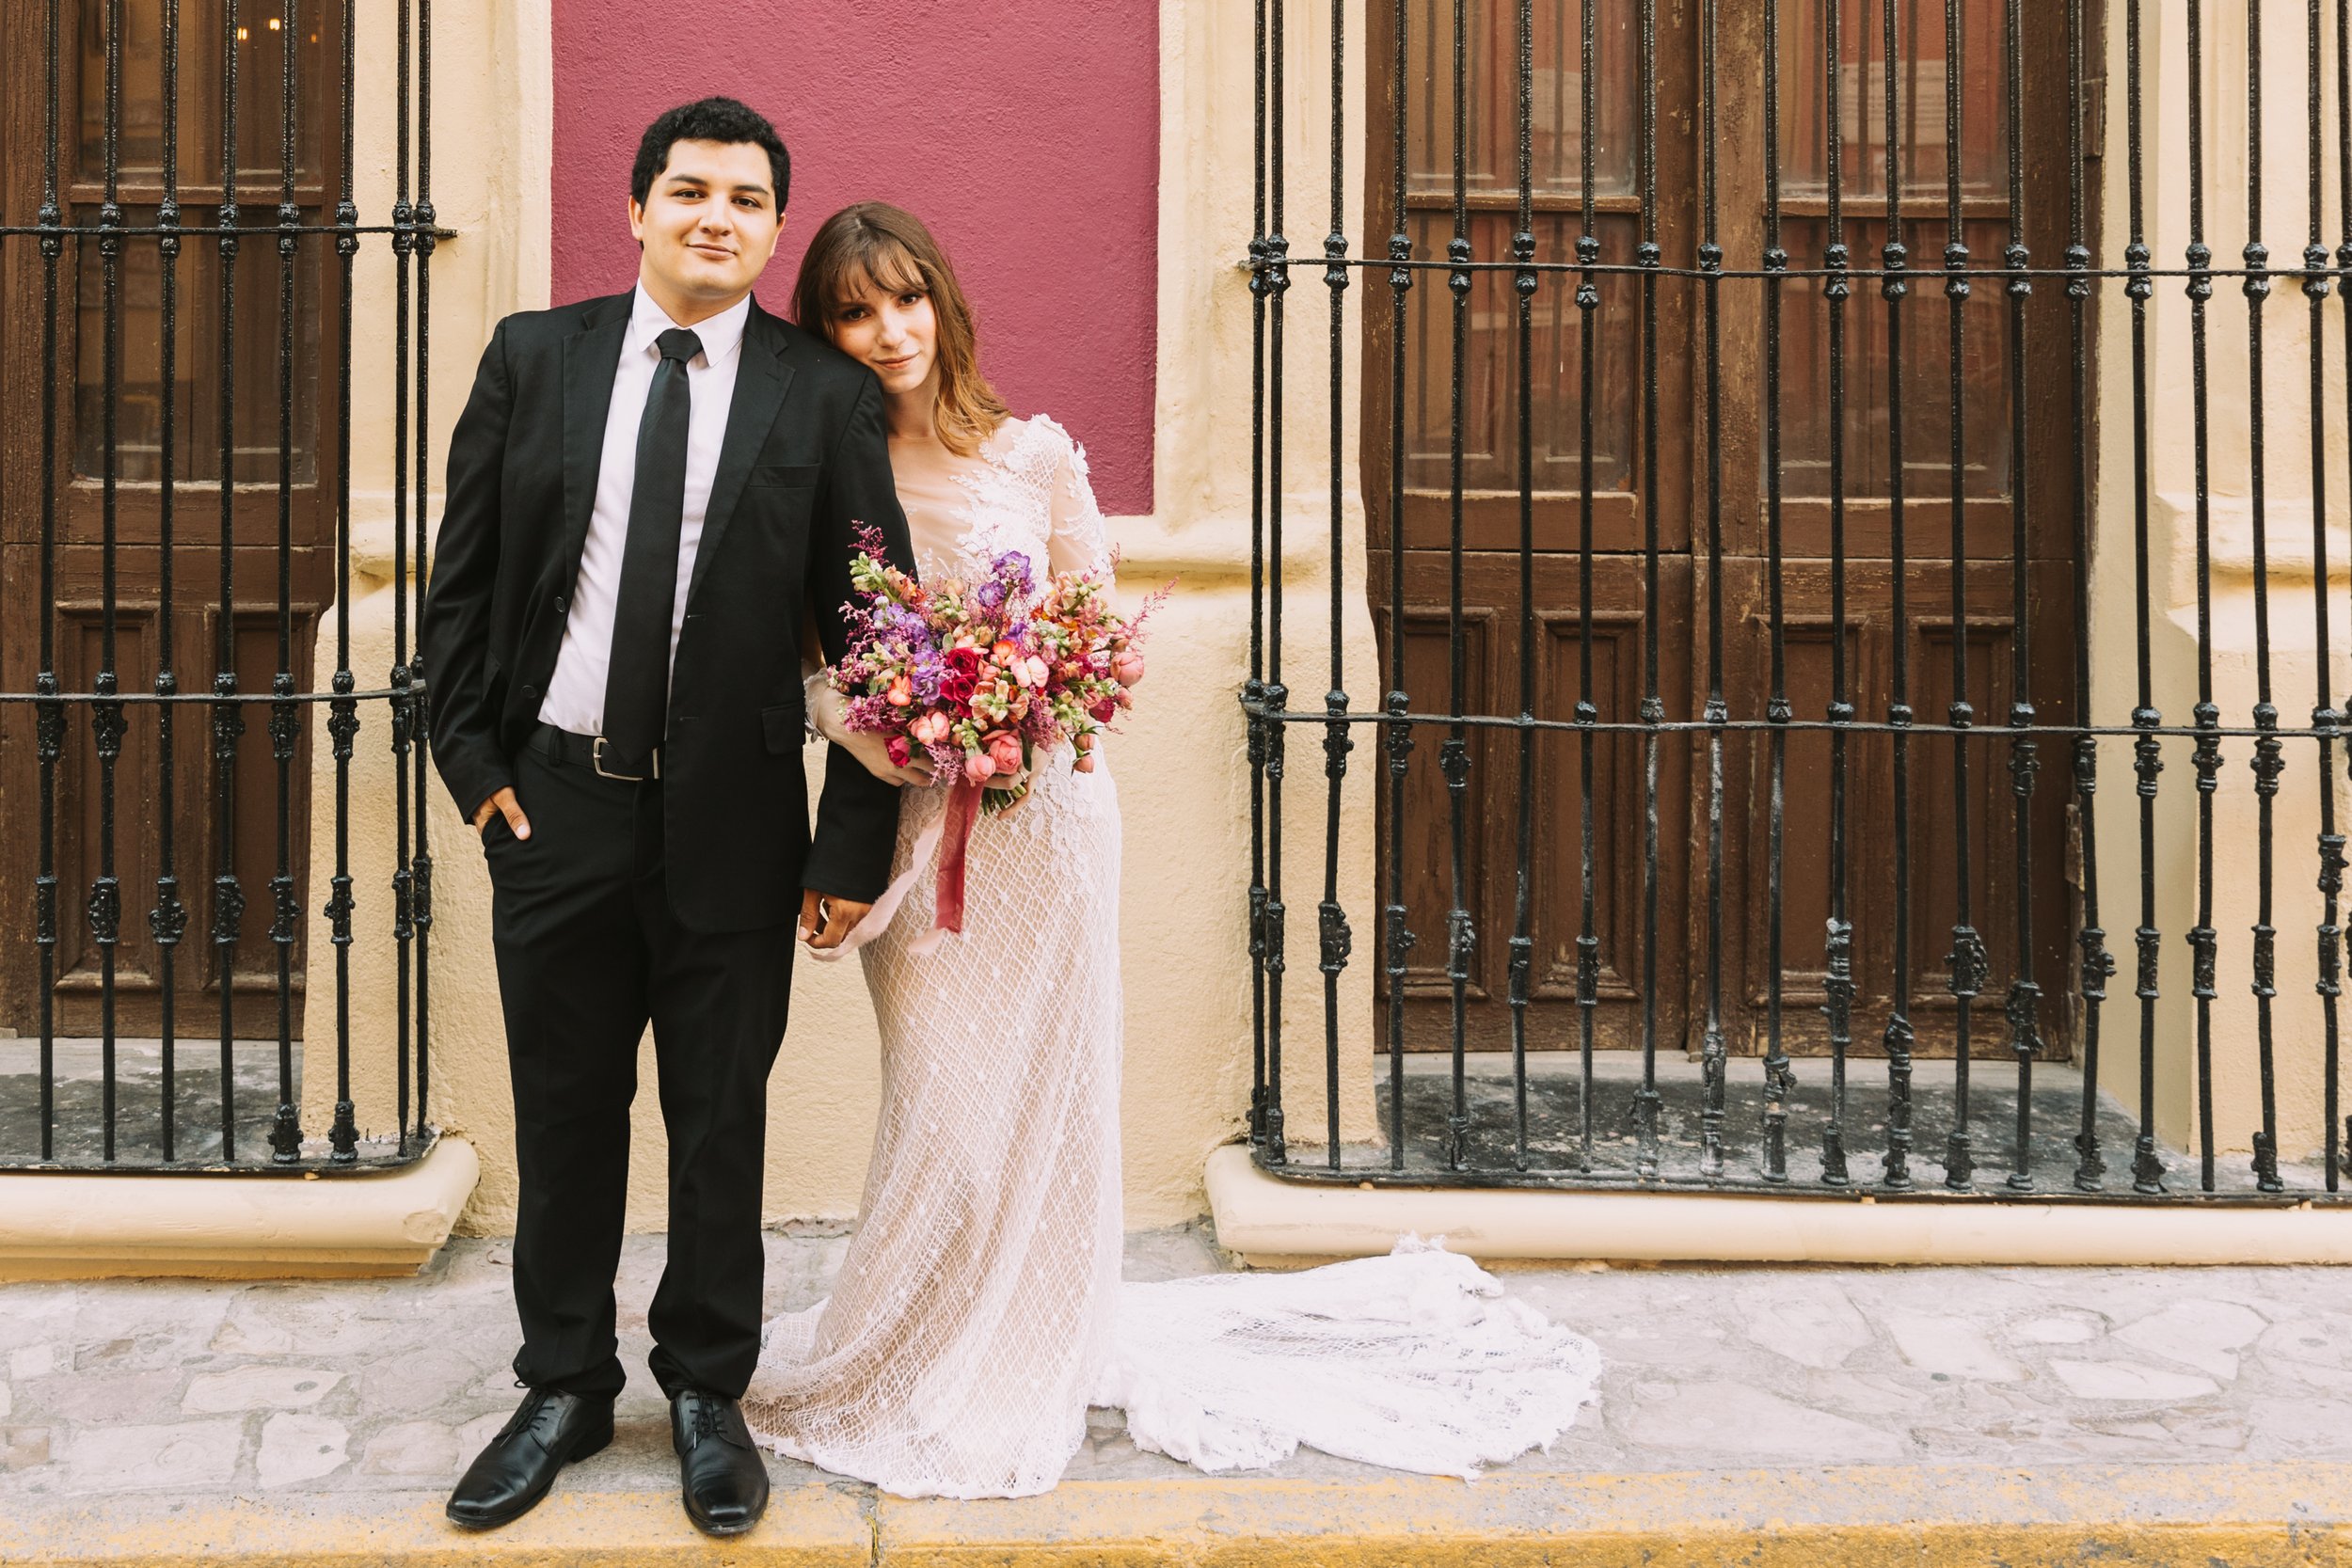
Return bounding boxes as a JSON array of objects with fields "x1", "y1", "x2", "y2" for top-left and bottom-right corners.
[{"x1": 822, "y1": 527, "x2": 1162, "y2": 950}]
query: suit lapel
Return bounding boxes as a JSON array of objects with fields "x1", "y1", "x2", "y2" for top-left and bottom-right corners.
[
  {"x1": 559, "y1": 294, "x2": 631, "y2": 580},
  {"x1": 687, "y1": 305, "x2": 796, "y2": 606}
]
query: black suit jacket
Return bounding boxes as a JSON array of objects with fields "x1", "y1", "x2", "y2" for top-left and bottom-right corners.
[{"x1": 421, "y1": 291, "x2": 916, "y2": 931}]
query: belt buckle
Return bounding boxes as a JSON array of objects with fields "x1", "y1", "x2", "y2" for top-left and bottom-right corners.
[{"x1": 591, "y1": 736, "x2": 657, "y2": 782}]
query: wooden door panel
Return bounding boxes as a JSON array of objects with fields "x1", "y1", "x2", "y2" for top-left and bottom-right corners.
[
  {"x1": 1713, "y1": 559, "x2": 2076, "y2": 1059},
  {"x1": 1373, "y1": 552, "x2": 1690, "y2": 1052}
]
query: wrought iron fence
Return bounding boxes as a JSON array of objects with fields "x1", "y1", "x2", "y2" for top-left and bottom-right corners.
[
  {"x1": 1246, "y1": 0, "x2": 2352, "y2": 1200},
  {"x1": 0, "y1": 0, "x2": 438, "y2": 1172}
]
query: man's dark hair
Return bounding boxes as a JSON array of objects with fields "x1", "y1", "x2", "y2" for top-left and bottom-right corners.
[{"x1": 630, "y1": 97, "x2": 790, "y2": 211}]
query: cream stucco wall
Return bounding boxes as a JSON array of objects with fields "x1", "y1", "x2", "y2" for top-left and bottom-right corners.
[
  {"x1": 302, "y1": 0, "x2": 1379, "y2": 1236},
  {"x1": 2090, "y1": 0, "x2": 2352, "y2": 1168}
]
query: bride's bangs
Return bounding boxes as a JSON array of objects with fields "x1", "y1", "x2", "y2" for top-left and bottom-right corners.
[{"x1": 793, "y1": 201, "x2": 1009, "y2": 460}]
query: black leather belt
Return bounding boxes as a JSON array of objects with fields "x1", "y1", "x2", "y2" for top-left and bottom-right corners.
[{"x1": 530, "y1": 723, "x2": 660, "y2": 782}]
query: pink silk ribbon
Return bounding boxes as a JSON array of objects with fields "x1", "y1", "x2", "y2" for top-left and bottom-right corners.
[{"x1": 803, "y1": 779, "x2": 984, "y2": 963}]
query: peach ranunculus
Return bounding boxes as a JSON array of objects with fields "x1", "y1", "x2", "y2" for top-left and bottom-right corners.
[
  {"x1": 1111, "y1": 648, "x2": 1146, "y2": 688},
  {"x1": 986, "y1": 731, "x2": 1025, "y2": 779},
  {"x1": 964, "y1": 749, "x2": 998, "y2": 784}
]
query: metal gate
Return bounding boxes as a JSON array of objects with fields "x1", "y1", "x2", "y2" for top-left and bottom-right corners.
[
  {"x1": 1245, "y1": 0, "x2": 2352, "y2": 1200},
  {"x1": 0, "y1": 0, "x2": 437, "y2": 1171}
]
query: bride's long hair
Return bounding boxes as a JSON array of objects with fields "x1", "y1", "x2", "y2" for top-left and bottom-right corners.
[{"x1": 791, "y1": 202, "x2": 1009, "y2": 458}]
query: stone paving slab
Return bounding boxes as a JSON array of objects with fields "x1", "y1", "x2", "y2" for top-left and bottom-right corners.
[{"x1": 5, "y1": 1227, "x2": 2352, "y2": 1558}]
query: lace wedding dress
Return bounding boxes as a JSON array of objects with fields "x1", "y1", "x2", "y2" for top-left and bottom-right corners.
[{"x1": 742, "y1": 415, "x2": 1601, "y2": 1498}]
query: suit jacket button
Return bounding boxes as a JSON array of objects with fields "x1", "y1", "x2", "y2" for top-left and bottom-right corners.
[
  {"x1": 553, "y1": 594, "x2": 567, "y2": 613},
  {"x1": 521, "y1": 684, "x2": 537, "y2": 700}
]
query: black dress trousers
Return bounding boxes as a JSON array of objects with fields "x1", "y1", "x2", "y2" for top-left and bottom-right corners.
[{"x1": 483, "y1": 734, "x2": 797, "y2": 1401}]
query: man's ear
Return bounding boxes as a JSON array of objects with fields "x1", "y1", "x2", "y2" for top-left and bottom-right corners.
[{"x1": 627, "y1": 196, "x2": 646, "y2": 245}]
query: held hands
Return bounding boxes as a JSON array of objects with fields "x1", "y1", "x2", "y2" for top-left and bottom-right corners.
[
  {"x1": 800, "y1": 889, "x2": 874, "y2": 951},
  {"x1": 472, "y1": 786, "x2": 532, "y2": 839}
]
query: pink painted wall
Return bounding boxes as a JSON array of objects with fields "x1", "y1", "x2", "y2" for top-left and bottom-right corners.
[{"x1": 550, "y1": 1, "x2": 1159, "y2": 515}]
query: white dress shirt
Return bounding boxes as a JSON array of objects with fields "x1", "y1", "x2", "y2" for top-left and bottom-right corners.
[{"x1": 537, "y1": 285, "x2": 752, "y2": 736}]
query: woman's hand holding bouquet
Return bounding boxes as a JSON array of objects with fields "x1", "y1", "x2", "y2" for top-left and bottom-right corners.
[{"x1": 812, "y1": 528, "x2": 1163, "y2": 953}]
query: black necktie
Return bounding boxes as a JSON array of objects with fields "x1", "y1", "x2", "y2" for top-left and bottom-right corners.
[{"x1": 602, "y1": 325, "x2": 704, "y2": 765}]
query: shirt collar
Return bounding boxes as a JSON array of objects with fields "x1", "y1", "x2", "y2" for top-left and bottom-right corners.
[{"x1": 626, "y1": 284, "x2": 752, "y2": 366}]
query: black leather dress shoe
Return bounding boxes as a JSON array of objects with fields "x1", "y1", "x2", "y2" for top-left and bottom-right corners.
[
  {"x1": 445, "y1": 1387, "x2": 614, "y2": 1530},
  {"x1": 671, "y1": 1387, "x2": 771, "y2": 1536}
]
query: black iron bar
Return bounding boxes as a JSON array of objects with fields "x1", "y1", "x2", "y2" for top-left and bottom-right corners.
[
  {"x1": 2239, "y1": 0, "x2": 2277, "y2": 1189},
  {"x1": 35, "y1": 0, "x2": 63, "y2": 1165},
  {"x1": 412, "y1": 0, "x2": 437, "y2": 1141},
  {"x1": 2001, "y1": 0, "x2": 2041, "y2": 1193},
  {"x1": 1382, "y1": 0, "x2": 1413, "y2": 1172},
  {"x1": 155, "y1": 0, "x2": 187, "y2": 1164},
  {"x1": 267, "y1": 0, "x2": 306, "y2": 1164},
  {"x1": 2328, "y1": 0, "x2": 2351, "y2": 1195},
  {"x1": 1504, "y1": 0, "x2": 1535, "y2": 1173},
  {"x1": 1321, "y1": 0, "x2": 1352, "y2": 1169},
  {"x1": 1941, "y1": 0, "x2": 1981, "y2": 1193},
  {"x1": 2187, "y1": 0, "x2": 2220, "y2": 1194},
  {"x1": 1573, "y1": 0, "x2": 1600, "y2": 1175},
  {"x1": 1696, "y1": 0, "x2": 1727, "y2": 1181},
  {"x1": 391, "y1": 0, "x2": 417, "y2": 1154},
  {"x1": 94, "y1": 0, "x2": 128, "y2": 1163},
  {"x1": 2246, "y1": 0, "x2": 2286, "y2": 1196},
  {"x1": 327, "y1": 0, "x2": 361, "y2": 1164},
  {"x1": 214, "y1": 0, "x2": 246, "y2": 1163},
  {"x1": 1820, "y1": 0, "x2": 1855, "y2": 1190},
  {"x1": 2126, "y1": 0, "x2": 2166, "y2": 1196},
  {"x1": 1248, "y1": 0, "x2": 1270, "y2": 1152},
  {"x1": 1882, "y1": 0, "x2": 1917, "y2": 1192},
  {"x1": 1440, "y1": 0, "x2": 1471, "y2": 1173},
  {"x1": 1761, "y1": 0, "x2": 1795, "y2": 1184},
  {"x1": 1263, "y1": 0, "x2": 1291, "y2": 1166},
  {"x1": 2068, "y1": 0, "x2": 2113, "y2": 1193},
  {"x1": 1630, "y1": 0, "x2": 1665, "y2": 1184}
]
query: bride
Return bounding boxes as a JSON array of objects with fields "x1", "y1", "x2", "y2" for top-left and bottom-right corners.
[{"x1": 744, "y1": 202, "x2": 1600, "y2": 1499}]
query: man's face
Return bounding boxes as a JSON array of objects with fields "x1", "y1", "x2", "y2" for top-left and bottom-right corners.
[{"x1": 628, "y1": 138, "x2": 784, "y2": 308}]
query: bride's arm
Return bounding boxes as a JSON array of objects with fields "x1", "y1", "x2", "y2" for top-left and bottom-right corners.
[
  {"x1": 802, "y1": 599, "x2": 934, "y2": 787},
  {"x1": 1043, "y1": 422, "x2": 1115, "y2": 774}
]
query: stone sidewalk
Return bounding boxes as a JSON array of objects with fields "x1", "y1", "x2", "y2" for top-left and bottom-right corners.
[{"x1": 5, "y1": 1227, "x2": 2352, "y2": 1562}]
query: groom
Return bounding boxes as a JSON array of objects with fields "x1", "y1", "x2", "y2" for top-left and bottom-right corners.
[{"x1": 421, "y1": 97, "x2": 912, "y2": 1535}]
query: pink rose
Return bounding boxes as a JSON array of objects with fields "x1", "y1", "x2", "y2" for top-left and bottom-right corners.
[
  {"x1": 886, "y1": 735, "x2": 913, "y2": 768},
  {"x1": 986, "y1": 732, "x2": 1024, "y2": 778},
  {"x1": 965, "y1": 750, "x2": 998, "y2": 784},
  {"x1": 1111, "y1": 649, "x2": 1146, "y2": 688}
]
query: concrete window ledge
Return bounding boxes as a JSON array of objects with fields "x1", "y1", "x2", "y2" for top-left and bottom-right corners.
[
  {"x1": 1205, "y1": 1143, "x2": 2352, "y2": 1266},
  {"x1": 0, "y1": 1137, "x2": 479, "y2": 1281}
]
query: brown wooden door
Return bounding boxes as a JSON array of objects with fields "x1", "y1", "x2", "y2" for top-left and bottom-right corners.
[
  {"x1": 1365, "y1": 0, "x2": 2085, "y2": 1059},
  {"x1": 0, "y1": 0, "x2": 341, "y2": 1039}
]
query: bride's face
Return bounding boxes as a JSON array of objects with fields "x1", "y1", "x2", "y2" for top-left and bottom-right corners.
[{"x1": 830, "y1": 274, "x2": 940, "y2": 405}]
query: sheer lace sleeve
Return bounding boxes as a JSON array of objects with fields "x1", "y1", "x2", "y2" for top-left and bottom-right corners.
[{"x1": 1041, "y1": 420, "x2": 1114, "y2": 581}]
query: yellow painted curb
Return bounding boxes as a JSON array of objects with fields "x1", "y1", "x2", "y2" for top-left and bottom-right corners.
[
  {"x1": 1206, "y1": 1141, "x2": 2352, "y2": 1264},
  {"x1": 0, "y1": 1137, "x2": 480, "y2": 1281},
  {"x1": 4, "y1": 1465, "x2": 2347, "y2": 1567}
]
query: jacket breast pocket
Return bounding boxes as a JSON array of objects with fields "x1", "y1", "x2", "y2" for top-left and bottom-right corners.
[{"x1": 748, "y1": 463, "x2": 820, "y2": 490}]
